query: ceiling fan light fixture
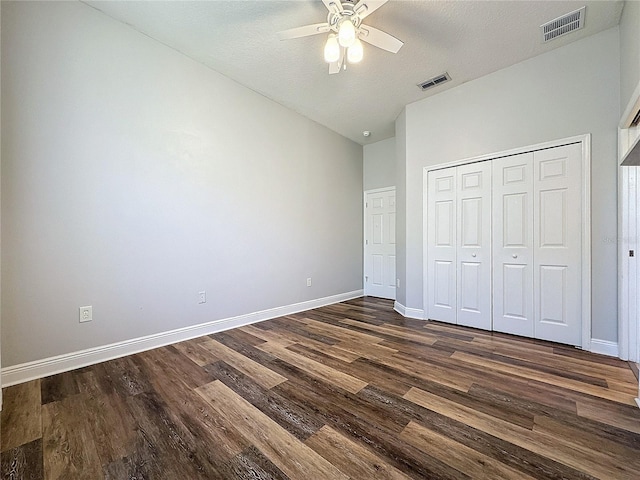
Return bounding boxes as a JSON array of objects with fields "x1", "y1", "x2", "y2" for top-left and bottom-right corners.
[
  {"x1": 338, "y1": 18, "x2": 356, "y2": 47},
  {"x1": 277, "y1": 0, "x2": 401, "y2": 75},
  {"x1": 324, "y1": 34, "x2": 340, "y2": 63},
  {"x1": 347, "y1": 38, "x2": 363, "y2": 64}
]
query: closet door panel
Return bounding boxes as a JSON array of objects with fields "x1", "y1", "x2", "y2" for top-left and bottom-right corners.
[
  {"x1": 492, "y1": 153, "x2": 535, "y2": 337},
  {"x1": 456, "y1": 162, "x2": 492, "y2": 330},
  {"x1": 427, "y1": 168, "x2": 457, "y2": 323},
  {"x1": 534, "y1": 143, "x2": 582, "y2": 346}
]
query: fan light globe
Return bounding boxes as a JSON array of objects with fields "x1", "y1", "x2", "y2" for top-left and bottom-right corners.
[
  {"x1": 347, "y1": 38, "x2": 363, "y2": 64},
  {"x1": 338, "y1": 18, "x2": 356, "y2": 47},
  {"x1": 324, "y1": 34, "x2": 340, "y2": 63}
]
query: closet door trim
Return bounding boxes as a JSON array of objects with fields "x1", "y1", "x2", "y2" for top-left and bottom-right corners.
[{"x1": 422, "y1": 134, "x2": 591, "y2": 350}]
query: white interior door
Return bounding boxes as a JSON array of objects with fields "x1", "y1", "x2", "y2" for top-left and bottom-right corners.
[
  {"x1": 456, "y1": 162, "x2": 492, "y2": 330},
  {"x1": 427, "y1": 168, "x2": 457, "y2": 323},
  {"x1": 534, "y1": 144, "x2": 582, "y2": 346},
  {"x1": 492, "y1": 153, "x2": 535, "y2": 337},
  {"x1": 364, "y1": 188, "x2": 396, "y2": 299}
]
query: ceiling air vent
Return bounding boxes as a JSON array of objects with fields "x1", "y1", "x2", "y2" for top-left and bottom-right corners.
[
  {"x1": 418, "y1": 72, "x2": 451, "y2": 91},
  {"x1": 540, "y1": 6, "x2": 586, "y2": 43}
]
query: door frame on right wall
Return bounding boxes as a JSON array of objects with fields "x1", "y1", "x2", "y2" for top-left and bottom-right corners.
[
  {"x1": 422, "y1": 134, "x2": 592, "y2": 350},
  {"x1": 618, "y1": 82, "x2": 640, "y2": 363}
]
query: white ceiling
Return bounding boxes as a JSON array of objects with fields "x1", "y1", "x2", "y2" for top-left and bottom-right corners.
[{"x1": 85, "y1": 1, "x2": 624, "y2": 145}]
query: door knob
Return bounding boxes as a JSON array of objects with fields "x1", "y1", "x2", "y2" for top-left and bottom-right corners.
[
  {"x1": 512, "y1": 254, "x2": 518, "y2": 258},
  {"x1": 472, "y1": 253, "x2": 476, "y2": 257}
]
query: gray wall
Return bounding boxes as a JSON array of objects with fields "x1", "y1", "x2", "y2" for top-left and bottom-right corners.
[
  {"x1": 1, "y1": 1, "x2": 363, "y2": 367},
  {"x1": 363, "y1": 137, "x2": 396, "y2": 191},
  {"x1": 620, "y1": 0, "x2": 640, "y2": 112},
  {"x1": 396, "y1": 27, "x2": 620, "y2": 342}
]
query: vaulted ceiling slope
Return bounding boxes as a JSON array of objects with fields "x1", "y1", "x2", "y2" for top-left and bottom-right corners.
[{"x1": 85, "y1": 1, "x2": 623, "y2": 145}]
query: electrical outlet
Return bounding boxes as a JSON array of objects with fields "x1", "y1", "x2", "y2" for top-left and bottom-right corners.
[
  {"x1": 198, "y1": 291, "x2": 206, "y2": 304},
  {"x1": 79, "y1": 306, "x2": 92, "y2": 323},
  {"x1": 307, "y1": 278, "x2": 312, "y2": 287}
]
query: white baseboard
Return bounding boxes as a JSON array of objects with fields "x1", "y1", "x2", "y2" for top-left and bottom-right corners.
[
  {"x1": 394, "y1": 302, "x2": 425, "y2": 320},
  {"x1": 1, "y1": 290, "x2": 364, "y2": 388},
  {"x1": 589, "y1": 338, "x2": 619, "y2": 358}
]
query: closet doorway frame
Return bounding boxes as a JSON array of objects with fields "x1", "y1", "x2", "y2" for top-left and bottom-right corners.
[{"x1": 422, "y1": 134, "x2": 592, "y2": 350}]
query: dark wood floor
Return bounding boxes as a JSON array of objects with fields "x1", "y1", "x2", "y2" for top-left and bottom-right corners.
[{"x1": 2, "y1": 297, "x2": 640, "y2": 479}]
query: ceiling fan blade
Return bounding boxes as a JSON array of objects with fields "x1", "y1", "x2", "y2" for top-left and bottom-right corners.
[
  {"x1": 359, "y1": 25, "x2": 403, "y2": 53},
  {"x1": 353, "y1": 0, "x2": 388, "y2": 20},
  {"x1": 322, "y1": 0, "x2": 343, "y2": 14},
  {"x1": 277, "y1": 23, "x2": 330, "y2": 40},
  {"x1": 329, "y1": 49, "x2": 345, "y2": 74}
]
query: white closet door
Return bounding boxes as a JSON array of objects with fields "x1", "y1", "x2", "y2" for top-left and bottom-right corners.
[
  {"x1": 364, "y1": 189, "x2": 396, "y2": 299},
  {"x1": 492, "y1": 153, "x2": 535, "y2": 337},
  {"x1": 427, "y1": 167, "x2": 457, "y2": 323},
  {"x1": 534, "y1": 143, "x2": 582, "y2": 346},
  {"x1": 456, "y1": 162, "x2": 492, "y2": 330}
]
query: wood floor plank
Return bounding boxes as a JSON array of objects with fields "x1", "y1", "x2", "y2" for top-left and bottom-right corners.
[
  {"x1": 100, "y1": 355, "x2": 154, "y2": 397},
  {"x1": 335, "y1": 339, "x2": 399, "y2": 361},
  {"x1": 358, "y1": 384, "x2": 595, "y2": 480},
  {"x1": 1, "y1": 380, "x2": 42, "y2": 452},
  {"x1": 451, "y1": 350, "x2": 637, "y2": 405},
  {"x1": 284, "y1": 333, "x2": 365, "y2": 363},
  {"x1": 204, "y1": 360, "x2": 325, "y2": 441},
  {"x1": 491, "y1": 342, "x2": 636, "y2": 381},
  {"x1": 451, "y1": 328, "x2": 554, "y2": 353},
  {"x1": 380, "y1": 351, "x2": 474, "y2": 392},
  {"x1": 576, "y1": 397, "x2": 640, "y2": 434},
  {"x1": 41, "y1": 395, "x2": 103, "y2": 480},
  {"x1": 404, "y1": 386, "x2": 640, "y2": 479},
  {"x1": 272, "y1": 371, "x2": 467, "y2": 479},
  {"x1": 173, "y1": 338, "x2": 221, "y2": 366},
  {"x1": 40, "y1": 371, "x2": 79, "y2": 405},
  {"x1": 295, "y1": 317, "x2": 384, "y2": 345},
  {"x1": 434, "y1": 335, "x2": 635, "y2": 386},
  {"x1": 256, "y1": 342, "x2": 368, "y2": 394},
  {"x1": 0, "y1": 438, "x2": 44, "y2": 480},
  {"x1": 264, "y1": 317, "x2": 340, "y2": 345},
  {"x1": 252, "y1": 325, "x2": 364, "y2": 363},
  {"x1": 74, "y1": 370, "x2": 137, "y2": 466},
  {"x1": 239, "y1": 324, "x2": 298, "y2": 347},
  {"x1": 201, "y1": 338, "x2": 287, "y2": 389},
  {"x1": 341, "y1": 318, "x2": 439, "y2": 346},
  {"x1": 458, "y1": 361, "x2": 580, "y2": 413},
  {"x1": 135, "y1": 349, "x2": 250, "y2": 465},
  {"x1": 401, "y1": 421, "x2": 537, "y2": 480},
  {"x1": 196, "y1": 380, "x2": 350, "y2": 480},
  {"x1": 222, "y1": 446, "x2": 291, "y2": 480},
  {"x1": 438, "y1": 339, "x2": 614, "y2": 388},
  {"x1": 467, "y1": 383, "x2": 640, "y2": 450},
  {"x1": 532, "y1": 414, "x2": 640, "y2": 467},
  {"x1": 305, "y1": 425, "x2": 412, "y2": 480}
]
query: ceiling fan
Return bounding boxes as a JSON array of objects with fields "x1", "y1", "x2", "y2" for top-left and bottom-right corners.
[{"x1": 277, "y1": 0, "x2": 403, "y2": 74}]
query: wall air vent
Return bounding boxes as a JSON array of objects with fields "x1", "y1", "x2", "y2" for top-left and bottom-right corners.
[
  {"x1": 418, "y1": 72, "x2": 451, "y2": 91},
  {"x1": 540, "y1": 6, "x2": 586, "y2": 43}
]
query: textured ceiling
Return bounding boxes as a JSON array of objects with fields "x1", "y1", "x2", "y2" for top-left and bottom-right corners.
[{"x1": 85, "y1": 1, "x2": 624, "y2": 145}]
